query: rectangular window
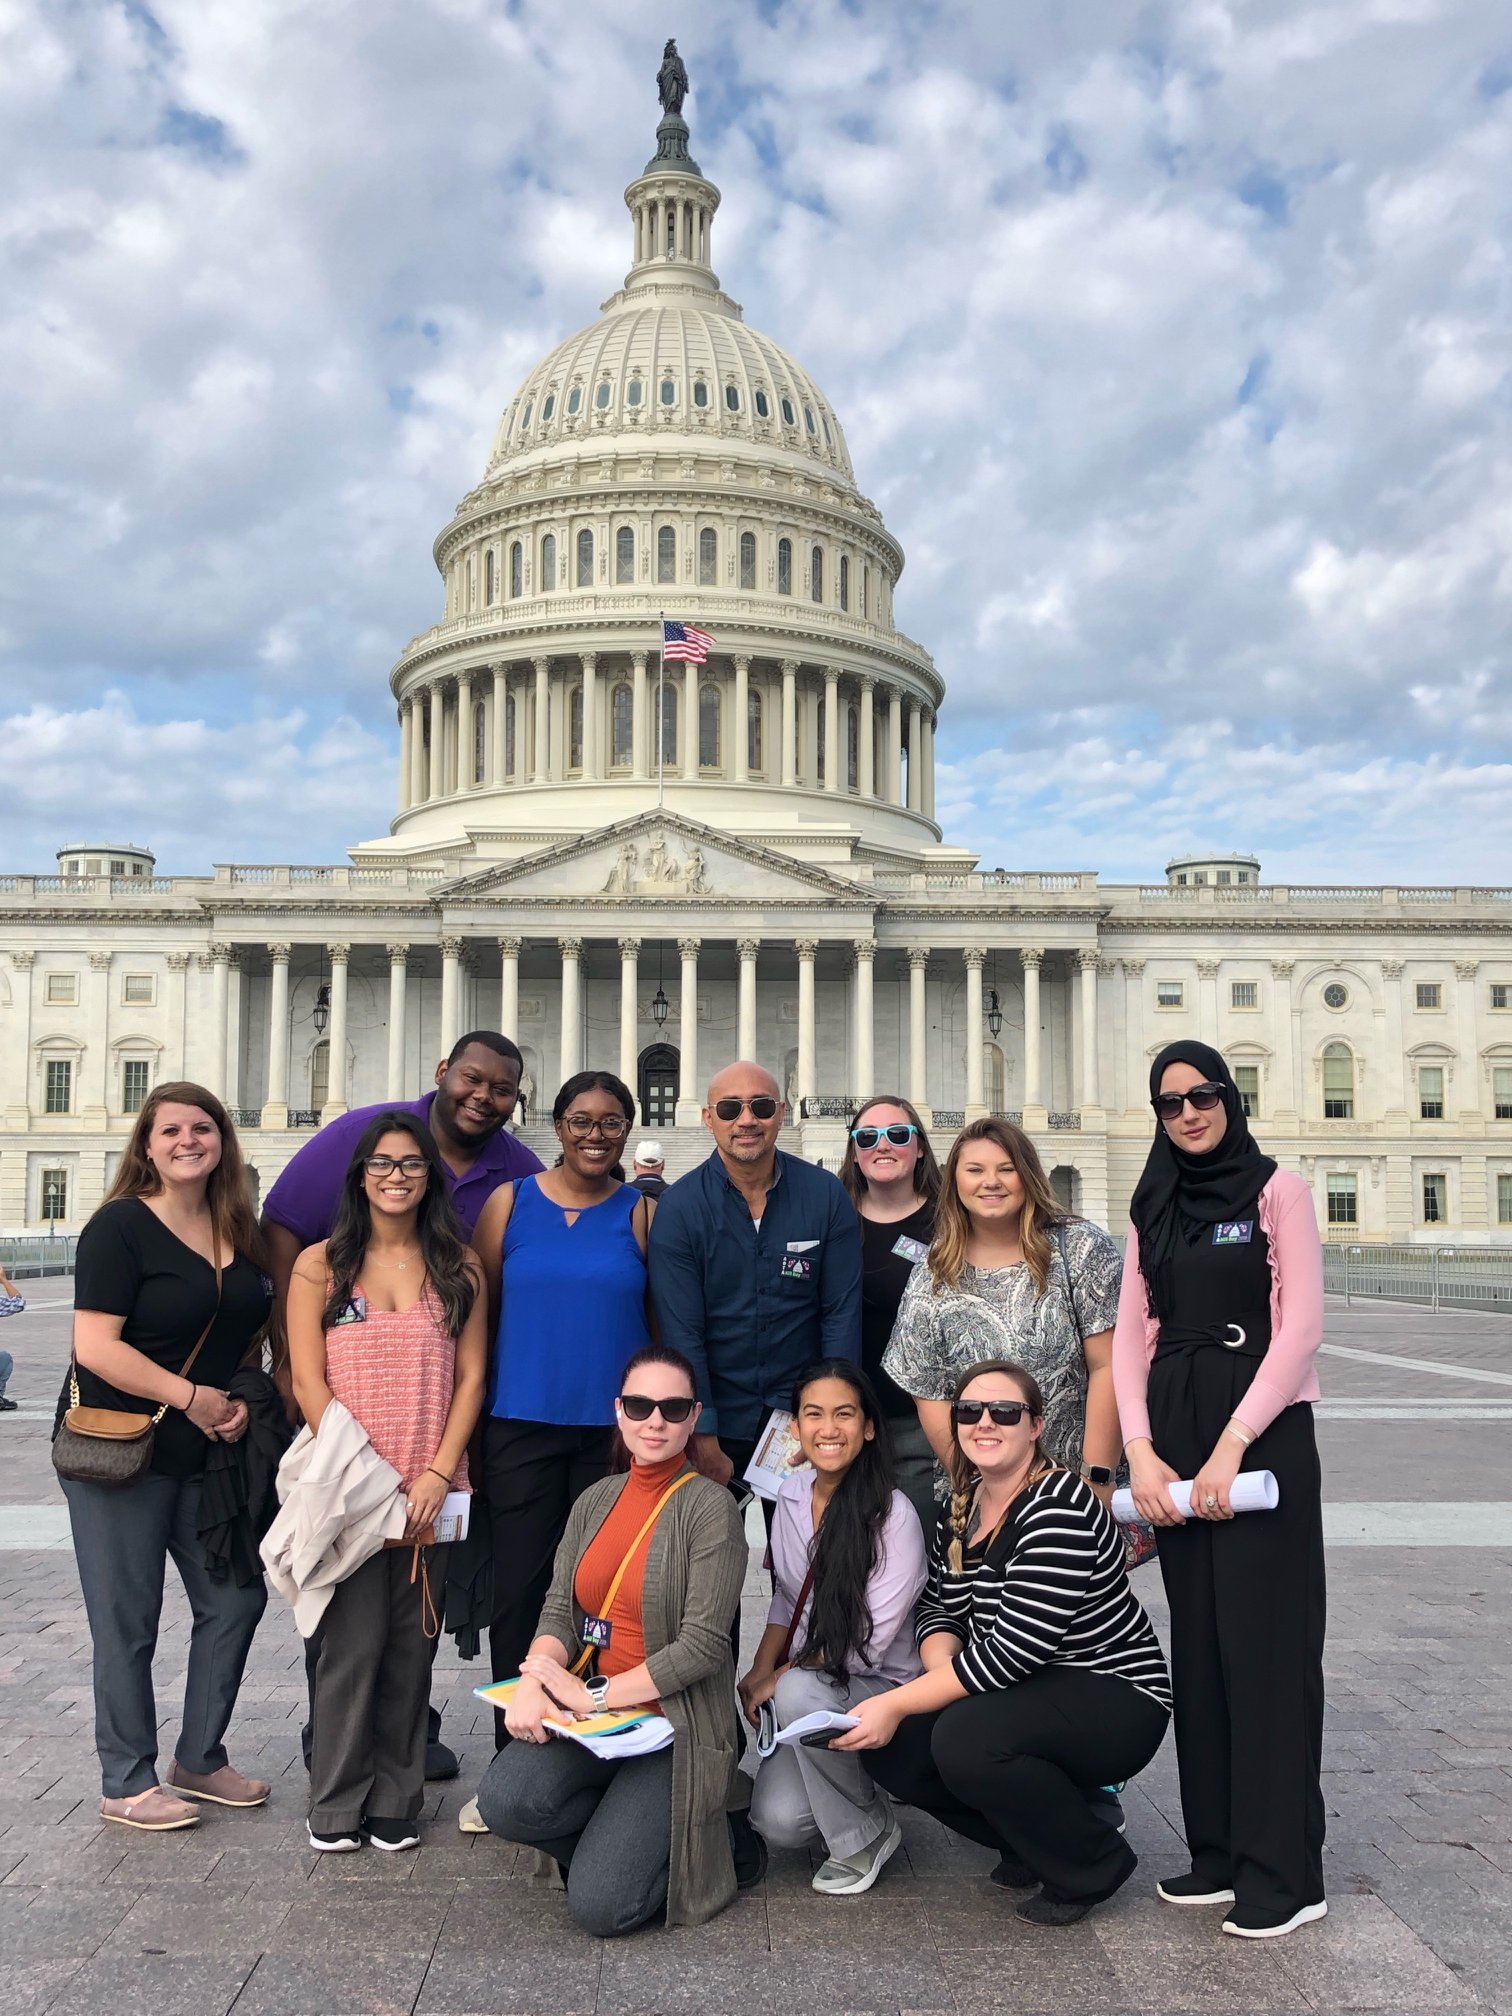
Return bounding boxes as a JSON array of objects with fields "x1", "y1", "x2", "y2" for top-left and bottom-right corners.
[
  {"x1": 1230, "y1": 980, "x2": 1258, "y2": 1009},
  {"x1": 1499, "y1": 1173, "x2": 1512, "y2": 1224},
  {"x1": 1421, "y1": 1172, "x2": 1447, "y2": 1224},
  {"x1": 1492, "y1": 983, "x2": 1511, "y2": 1011},
  {"x1": 40, "y1": 1168, "x2": 68, "y2": 1221},
  {"x1": 1156, "y1": 980, "x2": 1184, "y2": 1009},
  {"x1": 45, "y1": 972, "x2": 78, "y2": 1005},
  {"x1": 44, "y1": 1060, "x2": 72, "y2": 1114},
  {"x1": 1416, "y1": 981, "x2": 1443, "y2": 1010},
  {"x1": 1233, "y1": 1065, "x2": 1259, "y2": 1117},
  {"x1": 121, "y1": 1059, "x2": 151, "y2": 1115},
  {"x1": 1325, "y1": 1174, "x2": 1358, "y2": 1224},
  {"x1": 1418, "y1": 1066, "x2": 1444, "y2": 1120},
  {"x1": 122, "y1": 974, "x2": 154, "y2": 1005},
  {"x1": 1494, "y1": 1066, "x2": 1512, "y2": 1120}
]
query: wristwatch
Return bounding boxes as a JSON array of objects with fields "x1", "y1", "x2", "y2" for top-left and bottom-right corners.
[
  {"x1": 585, "y1": 1675, "x2": 611, "y2": 1710},
  {"x1": 1082, "y1": 1463, "x2": 1115, "y2": 1488}
]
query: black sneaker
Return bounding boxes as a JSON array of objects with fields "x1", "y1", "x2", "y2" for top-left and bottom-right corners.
[
  {"x1": 1222, "y1": 1899, "x2": 1327, "y2": 1939},
  {"x1": 1017, "y1": 1893, "x2": 1091, "y2": 1927},
  {"x1": 424, "y1": 1738, "x2": 459, "y2": 1782},
  {"x1": 729, "y1": 1809, "x2": 768, "y2": 1890},
  {"x1": 0, "y1": 1397, "x2": 18, "y2": 1412},
  {"x1": 363, "y1": 1816, "x2": 420, "y2": 1852},
  {"x1": 1158, "y1": 1871, "x2": 1236, "y2": 1906},
  {"x1": 307, "y1": 1822, "x2": 361, "y2": 1853},
  {"x1": 988, "y1": 1853, "x2": 1037, "y2": 1889}
]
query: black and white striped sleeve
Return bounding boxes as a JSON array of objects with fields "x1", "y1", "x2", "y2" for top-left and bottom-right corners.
[{"x1": 953, "y1": 1475, "x2": 1099, "y2": 1694}]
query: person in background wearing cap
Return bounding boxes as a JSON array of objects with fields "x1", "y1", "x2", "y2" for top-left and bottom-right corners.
[{"x1": 630, "y1": 1141, "x2": 667, "y2": 1199}]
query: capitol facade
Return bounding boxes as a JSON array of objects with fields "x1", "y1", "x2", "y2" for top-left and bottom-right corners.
[{"x1": 3, "y1": 86, "x2": 1510, "y2": 1244}]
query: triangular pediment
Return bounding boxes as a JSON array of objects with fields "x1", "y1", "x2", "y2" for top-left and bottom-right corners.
[{"x1": 438, "y1": 813, "x2": 867, "y2": 906}]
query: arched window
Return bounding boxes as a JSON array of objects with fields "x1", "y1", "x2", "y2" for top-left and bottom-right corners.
[
  {"x1": 595, "y1": 380, "x2": 611, "y2": 409},
  {"x1": 522, "y1": 399, "x2": 534, "y2": 428},
  {"x1": 660, "y1": 377, "x2": 676, "y2": 407},
  {"x1": 569, "y1": 684, "x2": 584, "y2": 770},
  {"x1": 542, "y1": 393, "x2": 556, "y2": 422},
  {"x1": 611, "y1": 683, "x2": 633, "y2": 767},
  {"x1": 310, "y1": 1040, "x2": 330, "y2": 1112},
  {"x1": 739, "y1": 531, "x2": 756, "y2": 590},
  {"x1": 628, "y1": 377, "x2": 643, "y2": 408},
  {"x1": 484, "y1": 549, "x2": 495, "y2": 604},
  {"x1": 780, "y1": 396, "x2": 795, "y2": 426},
  {"x1": 693, "y1": 379, "x2": 709, "y2": 409},
  {"x1": 699, "y1": 682, "x2": 721, "y2": 767},
  {"x1": 804, "y1": 405, "x2": 817, "y2": 436},
  {"x1": 1323, "y1": 1043, "x2": 1355, "y2": 1119},
  {"x1": 540, "y1": 533, "x2": 556, "y2": 593},
  {"x1": 816, "y1": 695, "x2": 827, "y2": 783},
  {"x1": 467, "y1": 557, "x2": 475, "y2": 608},
  {"x1": 509, "y1": 541, "x2": 523, "y2": 599},
  {"x1": 811, "y1": 546, "x2": 824, "y2": 603},
  {"x1": 616, "y1": 526, "x2": 635, "y2": 583},
  {"x1": 777, "y1": 538, "x2": 792, "y2": 596},
  {"x1": 725, "y1": 382, "x2": 740, "y2": 411},
  {"x1": 846, "y1": 704, "x2": 859, "y2": 791},
  {"x1": 566, "y1": 385, "x2": 582, "y2": 416},
  {"x1": 839, "y1": 555, "x2": 849, "y2": 612},
  {"x1": 861, "y1": 564, "x2": 869, "y2": 618},
  {"x1": 504, "y1": 692, "x2": 516, "y2": 776},
  {"x1": 698, "y1": 527, "x2": 717, "y2": 585},
  {"x1": 748, "y1": 687, "x2": 763, "y2": 773},
  {"x1": 658, "y1": 682, "x2": 678, "y2": 765},
  {"x1": 576, "y1": 529, "x2": 594, "y2": 587},
  {"x1": 473, "y1": 701, "x2": 486, "y2": 785},
  {"x1": 657, "y1": 525, "x2": 677, "y2": 584},
  {"x1": 755, "y1": 389, "x2": 770, "y2": 418}
]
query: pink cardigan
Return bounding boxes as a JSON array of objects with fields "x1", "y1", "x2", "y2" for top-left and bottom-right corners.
[{"x1": 1112, "y1": 1170, "x2": 1324, "y2": 1446}]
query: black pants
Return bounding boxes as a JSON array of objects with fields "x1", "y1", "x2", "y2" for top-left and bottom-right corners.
[
  {"x1": 484, "y1": 1416, "x2": 613, "y2": 1748},
  {"x1": 868, "y1": 1669, "x2": 1169, "y2": 1904},
  {"x1": 1149, "y1": 1350, "x2": 1326, "y2": 1920}
]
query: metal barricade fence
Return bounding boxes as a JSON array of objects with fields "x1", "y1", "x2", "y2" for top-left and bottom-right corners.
[
  {"x1": 0, "y1": 1234, "x2": 78, "y2": 1279},
  {"x1": 1324, "y1": 1243, "x2": 1512, "y2": 1314}
]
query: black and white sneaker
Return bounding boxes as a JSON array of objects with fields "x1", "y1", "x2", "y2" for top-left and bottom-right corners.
[
  {"x1": 1158, "y1": 1871, "x2": 1236, "y2": 1905},
  {"x1": 1223, "y1": 1899, "x2": 1327, "y2": 1939},
  {"x1": 307, "y1": 1823, "x2": 361, "y2": 1853},
  {"x1": 363, "y1": 1816, "x2": 420, "y2": 1852}
]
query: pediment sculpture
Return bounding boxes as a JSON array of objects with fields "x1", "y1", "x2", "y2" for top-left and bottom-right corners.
[{"x1": 603, "y1": 831, "x2": 709, "y2": 895}]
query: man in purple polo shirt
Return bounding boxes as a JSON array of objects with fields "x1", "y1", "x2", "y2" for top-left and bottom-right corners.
[{"x1": 262, "y1": 1029, "x2": 543, "y2": 1781}]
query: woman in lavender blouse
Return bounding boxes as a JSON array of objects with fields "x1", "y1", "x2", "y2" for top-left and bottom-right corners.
[{"x1": 739, "y1": 1362, "x2": 926, "y2": 1897}]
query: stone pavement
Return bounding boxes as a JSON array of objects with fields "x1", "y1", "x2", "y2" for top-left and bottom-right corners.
[{"x1": 1, "y1": 1287, "x2": 1510, "y2": 2014}]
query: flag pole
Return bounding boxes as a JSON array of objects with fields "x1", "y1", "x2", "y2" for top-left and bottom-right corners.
[{"x1": 656, "y1": 610, "x2": 666, "y2": 809}]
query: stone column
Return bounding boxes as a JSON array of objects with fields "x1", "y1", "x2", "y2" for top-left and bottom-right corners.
[
  {"x1": 906, "y1": 699, "x2": 922, "y2": 812},
  {"x1": 457, "y1": 670, "x2": 474, "y2": 791},
  {"x1": 1455, "y1": 959, "x2": 1480, "y2": 1119},
  {"x1": 781, "y1": 660, "x2": 798, "y2": 788},
  {"x1": 498, "y1": 936, "x2": 521, "y2": 1037},
  {"x1": 887, "y1": 686, "x2": 904, "y2": 805},
  {"x1": 80, "y1": 950, "x2": 111, "y2": 1124},
  {"x1": 858, "y1": 676, "x2": 876, "y2": 798},
  {"x1": 408, "y1": 695, "x2": 427, "y2": 805},
  {"x1": 682, "y1": 666, "x2": 699, "y2": 778},
  {"x1": 1078, "y1": 948, "x2": 1100, "y2": 1108},
  {"x1": 732, "y1": 656, "x2": 750, "y2": 784},
  {"x1": 264, "y1": 943, "x2": 291, "y2": 1125},
  {"x1": 737, "y1": 939, "x2": 759, "y2": 1059},
  {"x1": 440, "y1": 937, "x2": 463, "y2": 1056},
  {"x1": 922, "y1": 709, "x2": 936, "y2": 820},
  {"x1": 427, "y1": 684, "x2": 445, "y2": 801},
  {"x1": 1021, "y1": 948, "x2": 1044, "y2": 1111},
  {"x1": 386, "y1": 943, "x2": 409, "y2": 1099},
  {"x1": 1270, "y1": 959, "x2": 1298, "y2": 1124},
  {"x1": 325, "y1": 944, "x2": 350, "y2": 1116},
  {"x1": 618, "y1": 936, "x2": 639, "y2": 1089},
  {"x1": 399, "y1": 703, "x2": 413, "y2": 810},
  {"x1": 559, "y1": 936, "x2": 583, "y2": 1079},
  {"x1": 224, "y1": 953, "x2": 243, "y2": 1109},
  {"x1": 209, "y1": 944, "x2": 231, "y2": 1098},
  {"x1": 908, "y1": 946, "x2": 929, "y2": 1108},
  {"x1": 1196, "y1": 959, "x2": 1220, "y2": 1044},
  {"x1": 823, "y1": 669, "x2": 840, "y2": 792},
  {"x1": 964, "y1": 946, "x2": 986, "y2": 1118},
  {"x1": 853, "y1": 939, "x2": 875, "y2": 1098},
  {"x1": 1121, "y1": 959, "x2": 1145, "y2": 1115},
  {"x1": 676, "y1": 939, "x2": 700, "y2": 1123},
  {"x1": 1378, "y1": 959, "x2": 1407, "y2": 1119},
  {"x1": 492, "y1": 666, "x2": 508, "y2": 784},
  {"x1": 533, "y1": 657, "x2": 550, "y2": 781},
  {"x1": 796, "y1": 939, "x2": 819, "y2": 1106},
  {"x1": 582, "y1": 652, "x2": 599, "y2": 781},
  {"x1": 631, "y1": 651, "x2": 649, "y2": 779}
]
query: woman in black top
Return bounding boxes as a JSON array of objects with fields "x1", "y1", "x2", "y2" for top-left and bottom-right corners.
[
  {"x1": 59, "y1": 1081, "x2": 274, "y2": 1833},
  {"x1": 839, "y1": 1096, "x2": 940, "y2": 1528}
]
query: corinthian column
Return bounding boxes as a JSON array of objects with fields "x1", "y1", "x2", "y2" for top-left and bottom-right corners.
[
  {"x1": 1078, "y1": 947, "x2": 1100, "y2": 1109},
  {"x1": 386, "y1": 943, "x2": 409, "y2": 1099},
  {"x1": 822, "y1": 670, "x2": 840, "y2": 792},
  {"x1": 558, "y1": 936, "x2": 583, "y2": 1079},
  {"x1": 619, "y1": 936, "x2": 640, "y2": 1089},
  {"x1": 498, "y1": 936, "x2": 521, "y2": 1037},
  {"x1": 737, "y1": 939, "x2": 759, "y2": 1059},
  {"x1": 796, "y1": 939, "x2": 819, "y2": 1106},
  {"x1": 964, "y1": 946, "x2": 986, "y2": 1117},
  {"x1": 780, "y1": 660, "x2": 798, "y2": 788},
  {"x1": 676, "y1": 939, "x2": 700, "y2": 1124},
  {"x1": 858, "y1": 677, "x2": 876, "y2": 798},
  {"x1": 908, "y1": 946, "x2": 929, "y2": 1108},
  {"x1": 853, "y1": 938, "x2": 875, "y2": 1098},
  {"x1": 887, "y1": 686, "x2": 903, "y2": 805},
  {"x1": 440, "y1": 937, "x2": 463, "y2": 1056},
  {"x1": 324, "y1": 944, "x2": 350, "y2": 1117},
  {"x1": 533, "y1": 657, "x2": 550, "y2": 780},
  {"x1": 1021, "y1": 948, "x2": 1044, "y2": 1111},
  {"x1": 263, "y1": 943, "x2": 291, "y2": 1126},
  {"x1": 631, "y1": 651, "x2": 649, "y2": 780},
  {"x1": 732, "y1": 656, "x2": 750, "y2": 784},
  {"x1": 427, "y1": 684, "x2": 445, "y2": 801}
]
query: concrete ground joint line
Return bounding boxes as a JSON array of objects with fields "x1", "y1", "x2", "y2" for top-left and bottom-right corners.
[{"x1": 1320, "y1": 1342, "x2": 1512, "y2": 1389}]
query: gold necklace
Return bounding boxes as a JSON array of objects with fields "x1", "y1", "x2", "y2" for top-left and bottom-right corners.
[{"x1": 369, "y1": 1248, "x2": 421, "y2": 1272}]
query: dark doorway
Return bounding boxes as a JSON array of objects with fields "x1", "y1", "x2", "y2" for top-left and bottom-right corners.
[{"x1": 638, "y1": 1043, "x2": 680, "y2": 1128}]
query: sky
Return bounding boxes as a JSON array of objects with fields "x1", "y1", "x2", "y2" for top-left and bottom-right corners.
[{"x1": 2, "y1": 0, "x2": 1510, "y2": 882}]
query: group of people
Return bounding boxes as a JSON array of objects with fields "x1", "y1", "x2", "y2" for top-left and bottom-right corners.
[{"x1": 57, "y1": 1029, "x2": 1327, "y2": 1945}]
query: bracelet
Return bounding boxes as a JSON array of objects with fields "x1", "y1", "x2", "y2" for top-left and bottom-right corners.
[
  {"x1": 184, "y1": 1382, "x2": 198, "y2": 1412},
  {"x1": 1222, "y1": 1421, "x2": 1255, "y2": 1447},
  {"x1": 426, "y1": 1467, "x2": 452, "y2": 1486}
]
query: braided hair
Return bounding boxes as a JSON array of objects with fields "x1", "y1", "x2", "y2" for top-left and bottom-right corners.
[{"x1": 943, "y1": 1358, "x2": 1055, "y2": 1571}]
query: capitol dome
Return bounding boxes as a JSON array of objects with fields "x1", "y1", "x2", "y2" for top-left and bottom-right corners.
[{"x1": 367, "y1": 70, "x2": 946, "y2": 872}]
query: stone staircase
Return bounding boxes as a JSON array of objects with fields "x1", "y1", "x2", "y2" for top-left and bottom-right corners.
[{"x1": 511, "y1": 1123, "x2": 804, "y2": 1180}]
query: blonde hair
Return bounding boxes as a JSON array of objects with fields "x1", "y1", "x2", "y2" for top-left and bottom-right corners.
[
  {"x1": 101, "y1": 1080, "x2": 267, "y2": 1274},
  {"x1": 944, "y1": 1358, "x2": 1059, "y2": 1571},
  {"x1": 928, "y1": 1118, "x2": 1066, "y2": 1295}
]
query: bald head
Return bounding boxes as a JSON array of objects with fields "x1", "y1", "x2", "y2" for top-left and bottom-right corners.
[
  {"x1": 703, "y1": 1059, "x2": 785, "y2": 1173},
  {"x1": 706, "y1": 1059, "x2": 780, "y2": 1106}
]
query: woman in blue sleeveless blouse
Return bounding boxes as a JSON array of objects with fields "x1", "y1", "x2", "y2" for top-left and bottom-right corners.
[{"x1": 468, "y1": 1071, "x2": 655, "y2": 1772}]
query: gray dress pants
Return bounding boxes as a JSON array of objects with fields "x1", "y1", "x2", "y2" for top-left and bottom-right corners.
[
  {"x1": 63, "y1": 1471, "x2": 268, "y2": 1800},
  {"x1": 749, "y1": 1665, "x2": 899, "y2": 1861}
]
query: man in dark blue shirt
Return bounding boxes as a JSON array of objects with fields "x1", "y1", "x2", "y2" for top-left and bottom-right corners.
[{"x1": 649, "y1": 1060, "x2": 862, "y2": 1490}]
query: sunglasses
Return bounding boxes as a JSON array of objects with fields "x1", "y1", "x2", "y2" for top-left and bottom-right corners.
[
  {"x1": 564, "y1": 1113, "x2": 629, "y2": 1139},
  {"x1": 364, "y1": 1155, "x2": 428, "y2": 1177},
  {"x1": 712, "y1": 1096, "x2": 779, "y2": 1121},
  {"x1": 851, "y1": 1122, "x2": 918, "y2": 1149},
  {"x1": 1152, "y1": 1082, "x2": 1225, "y2": 1122},
  {"x1": 618, "y1": 1393, "x2": 698, "y2": 1423},
  {"x1": 952, "y1": 1399, "x2": 1030, "y2": 1428}
]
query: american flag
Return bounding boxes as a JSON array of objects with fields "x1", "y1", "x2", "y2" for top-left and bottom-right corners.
[{"x1": 661, "y1": 619, "x2": 715, "y2": 664}]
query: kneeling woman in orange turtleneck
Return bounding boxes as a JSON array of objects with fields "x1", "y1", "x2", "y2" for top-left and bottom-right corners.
[{"x1": 476, "y1": 1343, "x2": 748, "y2": 1935}]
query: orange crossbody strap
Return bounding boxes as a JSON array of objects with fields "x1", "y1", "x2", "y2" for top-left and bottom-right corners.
[
  {"x1": 69, "y1": 1233, "x2": 223, "y2": 1421},
  {"x1": 569, "y1": 1468, "x2": 699, "y2": 1674}
]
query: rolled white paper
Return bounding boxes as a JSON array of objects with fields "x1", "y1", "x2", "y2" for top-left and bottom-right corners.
[{"x1": 1111, "y1": 1470, "x2": 1280, "y2": 1526}]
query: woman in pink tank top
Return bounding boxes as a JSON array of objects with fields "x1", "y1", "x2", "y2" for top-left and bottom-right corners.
[{"x1": 287, "y1": 1112, "x2": 486, "y2": 1854}]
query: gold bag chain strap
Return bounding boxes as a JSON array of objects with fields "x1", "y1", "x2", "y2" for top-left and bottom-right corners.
[
  {"x1": 569, "y1": 1469, "x2": 699, "y2": 1676},
  {"x1": 68, "y1": 1233, "x2": 223, "y2": 1423}
]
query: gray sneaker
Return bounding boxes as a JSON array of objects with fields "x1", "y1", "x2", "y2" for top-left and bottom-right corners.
[
  {"x1": 811, "y1": 1815, "x2": 903, "y2": 1896},
  {"x1": 457, "y1": 1795, "x2": 490, "y2": 1835}
]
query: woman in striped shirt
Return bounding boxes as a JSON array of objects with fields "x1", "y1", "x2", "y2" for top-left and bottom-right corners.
[{"x1": 834, "y1": 1358, "x2": 1170, "y2": 1926}]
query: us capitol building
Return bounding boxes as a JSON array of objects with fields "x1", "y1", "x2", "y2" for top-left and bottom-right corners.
[{"x1": 3, "y1": 64, "x2": 1510, "y2": 1244}]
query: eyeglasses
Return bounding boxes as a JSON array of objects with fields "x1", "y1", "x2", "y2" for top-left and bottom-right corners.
[
  {"x1": 364, "y1": 1155, "x2": 428, "y2": 1177},
  {"x1": 618, "y1": 1393, "x2": 698, "y2": 1423},
  {"x1": 851, "y1": 1122, "x2": 918, "y2": 1150},
  {"x1": 1152, "y1": 1083, "x2": 1225, "y2": 1122},
  {"x1": 952, "y1": 1399, "x2": 1030, "y2": 1428},
  {"x1": 712, "y1": 1096, "x2": 779, "y2": 1122},
  {"x1": 564, "y1": 1113, "x2": 629, "y2": 1139}
]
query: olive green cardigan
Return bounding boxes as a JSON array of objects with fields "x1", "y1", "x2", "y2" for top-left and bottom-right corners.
[{"x1": 535, "y1": 1466, "x2": 748, "y2": 1928}]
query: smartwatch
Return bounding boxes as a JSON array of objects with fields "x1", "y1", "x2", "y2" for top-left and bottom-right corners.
[
  {"x1": 586, "y1": 1676, "x2": 611, "y2": 1710},
  {"x1": 1082, "y1": 1463, "x2": 1115, "y2": 1488}
]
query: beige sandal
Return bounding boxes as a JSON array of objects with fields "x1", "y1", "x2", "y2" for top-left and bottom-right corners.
[{"x1": 100, "y1": 1786, "x2": 200, "y2": 1832}]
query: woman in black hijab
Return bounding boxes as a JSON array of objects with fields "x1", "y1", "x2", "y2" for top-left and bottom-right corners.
[{"x1": 1111, "y1": 1039, "x2": 1327, "y2": 1942}]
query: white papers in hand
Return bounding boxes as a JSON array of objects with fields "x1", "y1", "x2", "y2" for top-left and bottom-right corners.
[
  {"x1": 431, "y1": 1492, "x2": 471, "y2": 1544},
  {"x1": 543, "y1": 1715, "x2": 674, "y2": 1759},
  {"x1": 770, "y1": 1710, "x2": 859, "y2": 1748},
  {"x1": 743, "y1": 1410, "x2": 812, "y2": 1503},
  {"x1": 1110, "y1": 1471, "x2": 1280, "y2": 1526}
]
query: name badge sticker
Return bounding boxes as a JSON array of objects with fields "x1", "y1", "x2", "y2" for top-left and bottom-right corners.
[
  {"x1": 582, "y1": 1614, "x2": 613, "y2": 1650},
  {"x1": 892, "y1": 1234, "x2": 930, "y2": 1264},
  {"x1": 332, "y1": 1293, "x2": 368, "y2": 1325},
  {"x1": 786, "y1": 1238, "x2": 819, "y2": 1253},
  {"x1": 780, "y1": 1255, "x2": 813, "y2": 1280},
  {"x1": 1212, "y1": 1221, "x2": 1254, "y2": 1246}
]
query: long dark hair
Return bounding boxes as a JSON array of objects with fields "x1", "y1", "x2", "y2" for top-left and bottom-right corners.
[
  {"x1": 321, "y1": 1111, "x2": 476, "y2": 1338},
  {"x1": 790, "y1": 1361, "x2": 898, "y2": 1687},
  {"x1": 838, "y1": 1094, "x2": 942, "y2": 1212}
]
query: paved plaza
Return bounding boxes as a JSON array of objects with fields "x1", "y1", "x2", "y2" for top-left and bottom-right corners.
[{"x1": 0, "y1": 1287, "x2": 1509, "y2": 2015}]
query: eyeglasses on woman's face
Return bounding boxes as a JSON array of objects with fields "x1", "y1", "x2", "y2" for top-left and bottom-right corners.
[
  {"x1": 563, "y1": 1112, "x2": 629, "y2": 1139},
  {"x1": 618, "y1": 1392, "x2": 698, "y2": 1423},
  {"x1": 712, "y1": 1095, "x2": 779, "y2": 1122},
  {"x1": 1152, "y1": 1082, "x2": 1224, "y2": 1122},
  {"x1": 851, "y1": 1121, "x2": 918, "y2": 1150},
  {"x1": 364, "y1": 1154, "x2": 428, "y2": 1177},
  {"x1": 952, "y1": 1398, "x2": 1030, "y2": 1428}
]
